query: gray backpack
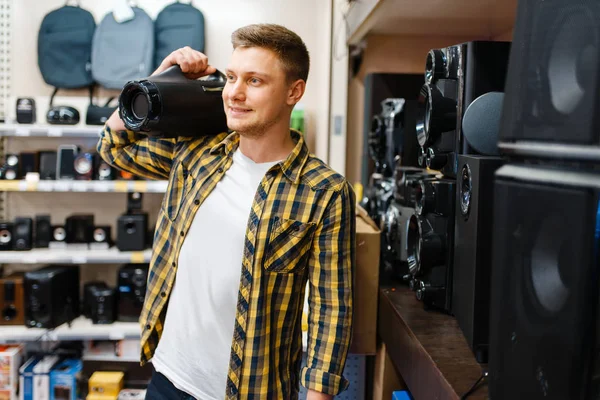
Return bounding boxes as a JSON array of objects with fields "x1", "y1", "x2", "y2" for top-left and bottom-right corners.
[{"x1": 91, "y1": 7, "x2": 154, "y2": 89}]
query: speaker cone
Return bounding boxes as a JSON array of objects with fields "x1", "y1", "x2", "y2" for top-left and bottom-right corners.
[
  {"x1": 0, "y1": 229, "x2": 11, "y2": 244},
  {"x1": 407, "y1": 215, "x2": 445, "y2": 276},
  {"x1": 529, "y1": 214, "x2": 573, "y2": 314},
  {"x1": 546, "y1": 7, "x2": 598, "y2": 116},
  {"x1": 416, "y1": 83, "x2": 457, "y2": 147},
  {"x1": 425, "y1": 49, "x2": 446, "y2": 83},
  {"x1": 460, "y1": 163, "x2": 472, "y2": 217}
]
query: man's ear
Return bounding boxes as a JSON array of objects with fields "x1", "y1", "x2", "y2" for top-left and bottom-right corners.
[{"x1": 287, "y1": 79, "x2": 306, "y2": 106}]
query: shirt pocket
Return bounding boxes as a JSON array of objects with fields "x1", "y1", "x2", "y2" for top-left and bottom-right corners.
[
  {"x1": 161, "y1": 160, "x2": 190, "y2": 222},
  {"x1": 263, "y1": 217, "x2": 318, "y2": 274}
]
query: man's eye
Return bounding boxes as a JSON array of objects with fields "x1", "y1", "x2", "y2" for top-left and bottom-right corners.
[
  {"x1": 227, "y1": 75, "x2": 235, "y2": 81},
  {"x1": 250, "y1": 78, "x2": 260, "y2": 84}
]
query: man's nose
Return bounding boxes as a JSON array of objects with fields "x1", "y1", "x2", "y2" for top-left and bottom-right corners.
[{"x1": 227, "y1": 81, "x2": 246, "y2": 102}]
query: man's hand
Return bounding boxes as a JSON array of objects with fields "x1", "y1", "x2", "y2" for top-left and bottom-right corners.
[
  {"x1": 152, "y1": 46, "x2": 217, "y2": 79},
  {"x1": 307, "y1": 389, "x2": 333, "y2": 400}
]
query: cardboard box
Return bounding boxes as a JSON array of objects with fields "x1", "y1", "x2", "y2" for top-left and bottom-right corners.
[
  {"x1": 0, "y1": 344, "x2": 23, "y2": 400},
  {"x1": 32, "y1": 356, "x2": 60, "y2": 400},
  {"x1": 50, "y1": 359, "x2": 82, "y2": 400},
  {"x1": 373, "y1": 342, "x2": 407, "y2": 400},
  {"x1": 349, "y1": 205, "x2": 381, "y2": 354}
]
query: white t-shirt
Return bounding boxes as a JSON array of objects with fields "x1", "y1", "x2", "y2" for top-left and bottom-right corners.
[{"x1": 152, "y1": 148, "x2": 280, "y2": 399}]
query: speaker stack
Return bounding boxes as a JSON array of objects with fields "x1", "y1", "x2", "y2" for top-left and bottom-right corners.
[
  {"x1": 404, "y1": 40, "x2": 511, "y2": 315},
  {"x1": 488, "y1": 0, "x2": 600, "y2": 398}
]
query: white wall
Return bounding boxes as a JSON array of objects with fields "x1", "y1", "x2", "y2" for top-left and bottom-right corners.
[{"x1": 10, "y1": 0, "x2": 333, "y2": 160}]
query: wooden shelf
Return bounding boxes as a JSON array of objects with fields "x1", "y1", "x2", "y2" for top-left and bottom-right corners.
[
  {"x1": 379, "y1": 286, "x2": 487, "y2": 399},
  {"x1": 347, "y1": 0, "x2": 517, "y2": 45},
  {"x1": 0, "y1": 180, "x2": 167, "y2": 193}
]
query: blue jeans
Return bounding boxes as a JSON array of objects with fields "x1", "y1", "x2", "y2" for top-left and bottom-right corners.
[{"x1": 145, "y1": 369, "x2": 196, "y2": 400}]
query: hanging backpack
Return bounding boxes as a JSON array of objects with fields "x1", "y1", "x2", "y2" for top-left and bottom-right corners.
[
  {"x1": 154, "y1": 2, "x2": 205, "y2": 69},
  {"x1": 91, "y1": 7, "x2": 154, "y2": 90},
  {"x1": 37, "y1": 5, "x2": 96, "y2": 88}
]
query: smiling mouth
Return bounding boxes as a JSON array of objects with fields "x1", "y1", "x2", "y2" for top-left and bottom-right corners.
[{"x1": 229, "y1": 106, "x2": 252, "y2": 113}]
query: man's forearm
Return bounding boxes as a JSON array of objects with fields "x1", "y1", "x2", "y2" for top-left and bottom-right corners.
[{"x1": 307, "y1": 389, "x2": 333, "y2": 400}]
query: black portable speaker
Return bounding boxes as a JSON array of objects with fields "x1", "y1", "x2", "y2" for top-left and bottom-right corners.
[{"x1": 119, "y1": 65, "x2": 228, "y2": 138}]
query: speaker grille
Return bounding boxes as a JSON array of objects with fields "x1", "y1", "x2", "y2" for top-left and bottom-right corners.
[
  {"x1": 500, "y1": 0, "x2": 600, "y2": 145},
  {"x1": 489, "y1": 174, "x2": 600, "y2": 399}
]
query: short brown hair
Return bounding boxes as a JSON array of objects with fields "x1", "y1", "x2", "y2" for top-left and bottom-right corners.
[{"x1": 231, "y1": 24, "x2": 310, "y2": 83}]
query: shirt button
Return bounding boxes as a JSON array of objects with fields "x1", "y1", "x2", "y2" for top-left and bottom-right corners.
[
  {"x1": 180, "y1": 231, "x2": 184, "y2": 237},
  {"x1": 160, "y1": 292, "x2": 166, "y2": 298},
  {"x1": 194, "y1": 199, "x2": 200, "y2": 205},
  {"x1": 172, "y1": 261, "x2": 176, "y2": 267},
  {"x1": 146, "y1": 324, "x2": 151, "y2": 330},
  {"x1": 293, "y1": 225, "x2": 300, "y2": 232},
  {"x1": 217, "y1": 167, "x2": 224, "y2": 173}
]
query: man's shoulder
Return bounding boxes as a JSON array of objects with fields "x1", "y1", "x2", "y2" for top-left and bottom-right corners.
[
  {"x1": 177, "y1": 131, "x2": 230, "y2": 152},
  {"x1": 300, "y1": 154, "x2": 349, "y2": 192}
]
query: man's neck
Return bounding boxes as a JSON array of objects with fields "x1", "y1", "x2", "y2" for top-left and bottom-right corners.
[{"x1": 237, "y1": 124, "x2": 296, "y2": 164}]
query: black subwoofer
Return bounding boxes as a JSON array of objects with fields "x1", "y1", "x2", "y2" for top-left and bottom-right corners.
[
  {"x1": 452, "y1": 155, "x2": 503, "y2": 363},
  {"x1": 498, "y1": 0, "x2": 600, "y2": 159},
  {"x1": 489, "y1": 164, "x2": 600, "y2": 399}
]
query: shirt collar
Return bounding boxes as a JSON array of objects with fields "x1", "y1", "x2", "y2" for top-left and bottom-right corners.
[{"x1": 209, "y1": 129, "x2": 310, "y2": 184}]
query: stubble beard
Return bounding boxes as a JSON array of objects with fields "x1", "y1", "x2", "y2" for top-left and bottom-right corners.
[{"x1": 230, "y1": 114, "x2": 280, "y2": 139}]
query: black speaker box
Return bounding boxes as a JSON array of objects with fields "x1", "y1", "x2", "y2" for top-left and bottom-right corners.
[
  {"x1": 24, "y1": 265, "x2": 80, "y2": 329},
  {"x1": 16, "y1": 98, "x2": 36, "y2": 124},
  {"x1": 83, "y1": 281, "x2": 107, "y2": 318},
  {"x1": 452, "y1": 155, "x2": 503, "y2": 363},
  {"x1": 497, "y1": 0, "x2": 600, "y2": 161},
  {"x1": 117, "y1": 264, "x2": 149, "y2": 322},
  {"x1": 20, "y1": 152, "x2": 38, "y2": 177},
  {"x1": 489, "y1": 164, "x2": 600, "y2": 399},
  {"x1": 56, "y1": 145, "x2": 78, "y2": 180},
  {"x1": 35, "y1": 215, "x2": 52, "y2": 248},
  {"x1": 90, "y1": 287, "x2": 116, "y2": 324},
  {"x1": 95, "y1": 154, "x2": 116, "y2": 181},
  {"x1": 39, "y1": 151, "x2": 57, "y2": 180},
  {"x1": 117, "y1": 213, "x2": 148, "y2": 251},
  {"x1": 65, "y1": 214, "x2": 94, "y2": 244},
  {"x1": 14, "y1": 217, "x2": 33, "y2": 251}
]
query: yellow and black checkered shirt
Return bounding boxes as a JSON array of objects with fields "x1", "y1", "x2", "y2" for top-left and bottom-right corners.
[{"x1": 97, "y1": 126, "x2": 355, "y2": 399}]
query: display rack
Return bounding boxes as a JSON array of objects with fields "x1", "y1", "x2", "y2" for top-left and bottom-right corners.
[
  {"x1": 0, "y1": 180, "x2": 168, "y2": 193},
  {"x1": 0, "y1": 123, "x2": 102, "y2": 138},
  {"x1": 0, "y1": 247, "x2": 151, "y2": 264},
  {"x1": 0, "y1": 317, "x2": 141, "y2": 342}
]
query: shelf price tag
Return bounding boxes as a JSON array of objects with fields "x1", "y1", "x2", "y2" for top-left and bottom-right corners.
[
  {"x1": 114, "y1": 181, "x2": 128, "y2": 192},
  {"x1": 72, "y1": 182, "x2": 88, "y2": 192},
  {"x1": 72, "y1": 256, "x2": 87, "y2": 264},
  {"x1": 48, "y1": 128, "x2": 62, "y2": 137},
  {"x1": 130, "y1": 252, "x2": 146, "y2": 263},
  {"x1": 14, "y1": 127, "x2": 30, "y2": 136}
]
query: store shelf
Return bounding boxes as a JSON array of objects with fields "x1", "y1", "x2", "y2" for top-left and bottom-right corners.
[
  {"x1": 0, "y1": 123, "x2": 102, "y2": 138},
  {"x1": 0, "y1": 180, "x2": 168, "y2": 193},
  {"x1": 0, "y1": 247, "x2": 151, "y2": 264},
  {"x1": 0, "y1": 317, "x2": 140, "y2": 342},
  {"x1": 0, "y1": 318, "x2": 308, "y2": 348},
  {"x1": 346, "y1": 0, "x2": 517, "y2": 45}
]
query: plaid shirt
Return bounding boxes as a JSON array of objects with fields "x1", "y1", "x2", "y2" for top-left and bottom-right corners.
[{"x1": 97, "y1": 126, "x2": 355, "y2": 399}]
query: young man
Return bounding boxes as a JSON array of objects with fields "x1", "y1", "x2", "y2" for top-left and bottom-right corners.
[{"x1": 98, "y1": 24, "x2": 355, "y2": 400}]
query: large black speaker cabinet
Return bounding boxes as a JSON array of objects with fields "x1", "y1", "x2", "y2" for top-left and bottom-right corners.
[
  {"x1": 498, "y1": 0, "x2": 600, "y2": 159},
  {"x1": 452, "y1": 155, "x2": 503, "y2": 363},
  {"x1": 418, "y1": 41, "x2": 511, "y2": 178},
  {"x1": 361, "y1": 73, "x2": 424, "y2": 187},
  {"x1": 489, "y1": 164, "x2": 600, "y2": 399}
]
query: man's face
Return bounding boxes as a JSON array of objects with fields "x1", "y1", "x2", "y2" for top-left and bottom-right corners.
[{"x1": 223, "y1": 46, "x2": 291, "y2": 137}]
